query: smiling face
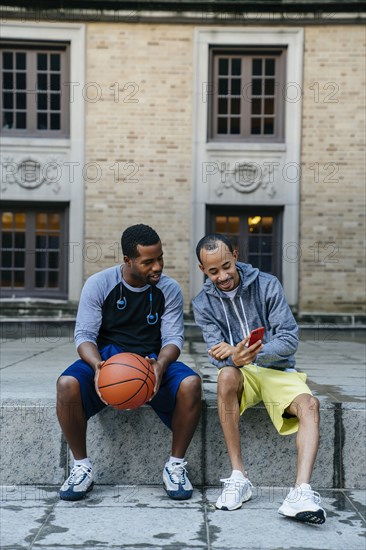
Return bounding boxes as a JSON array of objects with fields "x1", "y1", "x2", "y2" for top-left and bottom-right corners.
[
  {"x1": 123, "y1": 241, "x2": 164, "y2": 287},
  {"x1": 198, "y1": 241, "x2": 240, "y2": 292}
]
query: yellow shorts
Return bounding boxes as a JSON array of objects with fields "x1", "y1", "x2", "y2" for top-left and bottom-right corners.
[{"x1": 236, "y1": 364, "x2": 312, "y2": 436}]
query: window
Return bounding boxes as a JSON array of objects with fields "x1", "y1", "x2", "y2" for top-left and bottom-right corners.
[
  {"x1": 209, "y1": 47, "x2": 286, "y2": 142},
  {"x1": 1, "y1": 42, "x2": 69, "y2": 137},
  {"x1": 1, "y1": 205, "x2": 68, "y2": 297},
  {"x1": 208, "y1": 206, "x2": 283, "y2": 280}
]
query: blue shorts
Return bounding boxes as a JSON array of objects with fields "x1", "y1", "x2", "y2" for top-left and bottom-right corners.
[{"x1": 60, "y1": 344, "x2": 199, "y2": 429}]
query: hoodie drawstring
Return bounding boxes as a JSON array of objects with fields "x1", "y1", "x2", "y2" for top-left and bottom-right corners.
[{"x1": 219, "y1": 297, "x2": 234, "y2": 346}]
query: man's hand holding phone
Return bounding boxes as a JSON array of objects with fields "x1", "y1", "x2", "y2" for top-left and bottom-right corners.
[{"x1": 232, "y1": 327, "x2": 264, "y2": 367}]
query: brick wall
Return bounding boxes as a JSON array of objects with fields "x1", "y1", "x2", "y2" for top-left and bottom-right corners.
[
  {"x1": 84, "y1": 23, "x2": 194, "y2": 306},
  {"x1": 300, "y1": 25, "x2": 365, "y2": 313}
]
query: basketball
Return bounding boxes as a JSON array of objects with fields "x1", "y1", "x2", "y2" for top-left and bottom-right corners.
[{"x1": 98, "y1": 352, "x2": 156, "y2": 410}]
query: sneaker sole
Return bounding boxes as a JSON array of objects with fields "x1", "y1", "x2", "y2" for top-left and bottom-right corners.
[
  {"x1": 163, "y1": 484, "x2": 193, "y2": 500},
  {"x1": 215, "y1": 493, "x2": 252, "y2": 511},
  {"x1": 59, "y1": 481, "x2": 94, "y2": 501},
  {"x1": 279, "y1": 508, "x2": 326, "y2": 525}
]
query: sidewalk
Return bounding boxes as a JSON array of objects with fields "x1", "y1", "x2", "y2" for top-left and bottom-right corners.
[{"x1": 1, "y1": 328, "x2": 365, "y2": 549}]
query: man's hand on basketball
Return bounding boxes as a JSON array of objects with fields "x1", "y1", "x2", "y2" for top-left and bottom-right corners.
[
  {"x1": 209, "y1": 342, "x2": 236, "y2": 361},
  {"x1": 145, "y1": 357, "x2": 164, "y2": 399},
  {"x1": 94, "y1": 360, "x2": 108, "y2": 404},
  {"x1": 231, "y1": 336, "x2": 263, "y2": 367}
]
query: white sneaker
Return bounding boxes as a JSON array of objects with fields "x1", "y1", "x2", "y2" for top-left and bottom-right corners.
[
  {"x1": 59, "y1": 464, "x2": 94, "y2": 501},
  {"x1": 163, "y1": 461, "x2": 193, "y2": 500},
  {"x1": 216, "y1": 474, "x2": 253, "y2": 511},
  {"x1": 278, "y1": 483, "x2": 326, "y2": 524}
]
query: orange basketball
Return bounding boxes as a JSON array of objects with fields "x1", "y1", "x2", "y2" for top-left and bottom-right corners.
[{"x1": 98, "y1": 352, "x2": 156, "y2": 410}]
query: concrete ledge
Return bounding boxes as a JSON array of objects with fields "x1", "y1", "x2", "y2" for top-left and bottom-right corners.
[{"x1": 1, "y1": 400, "x2": 364, "y2": 488}]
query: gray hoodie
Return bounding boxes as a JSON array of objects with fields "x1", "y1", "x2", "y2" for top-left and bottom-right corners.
[{"x1": 192, "y1": 262, "x2": 299, "y2": 370}]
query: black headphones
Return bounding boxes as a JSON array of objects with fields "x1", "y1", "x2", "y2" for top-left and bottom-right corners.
[{"x1": 116, "y1": 282, "x2": 159, "y2": 325}]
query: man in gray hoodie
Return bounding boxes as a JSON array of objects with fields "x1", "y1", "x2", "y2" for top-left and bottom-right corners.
[{"x1": 192, "y1": 233, "x2": 326, "y2": 524}]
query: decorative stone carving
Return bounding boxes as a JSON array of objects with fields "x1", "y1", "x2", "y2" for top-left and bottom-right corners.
[
  {"x1": 215, "y1": 160, "x2": 277, "y2": 198},
  {"x1": 1, "y1": 156, "x2": 62, "y2": 194}
]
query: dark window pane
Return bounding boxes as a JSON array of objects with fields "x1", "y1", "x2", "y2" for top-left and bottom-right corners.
[
  {"x1": 3, "y1": 92, "x2": 13, "y2": 109},
  {"x1": 264, "y1": 98, "x2": 274, "y2": 115},
  {"x1": 3, "y1": 52, "x2": 13, "y2": 69},
  {"x1": 50, "y1": 94, "x2": 60, "y2": 110},
  {"x1": 36, "y1": 235, "x2": 47, "y2": 248},
  {"x1": 1, "y1": 270, "x2": 12, "y2": 286},
  {"x1": 3, "y1": 73, "x2": 13, "y2": 89},
  {"x1": 37, "y1": 93, "x2": 48, "y2": 110},
  {"x1": 219, "y1": 79, "x2": 228, "y2": 95},
  {"x1": 16, "y1": 92, "x2": 26, "y2": 109},
  {"x1": 49, "y1": 271, "x2": 59, "y2": 288},
  {"x1": 50, "y1": 113, "x2": 60, "y2": 130},
  {"x1": 2, "y1": 251, "x2": 12, "y2": 268},
  {"x1": 249, "y1": 254, "x2": 260, "y2": 267},
  {"x1": 215, "y1": 216, "x2": 227, "y2": 233},
  {"x1": 252, "y1": 59, "x2": 262, "y2": 76},
  {"x1": 36, "y1": 270, "x2": 46, "y2": 287},
  {"x1": 49, "y1": 252, "x2": 59, "y2": 269},
  {"x1": 37, "y1": 112, "x2": 48, "y2": 130},
  {"x1": 14, "y1": 251, "x2": 25, "y2": 268},
  {"x1": 14, "y1": 270, "x2": 25, "y2": 287},
  {"x1": 265, "y1": 79, "x2": 275, "y2": 95},
  {"x1": 231, "y1": 79, "x2": 241, "y2": 95},
  {"x1": 251, "y1": 118, "x2": 261, "y2": 135},
  {"x1": 218, "y1": 97, "x2": 228, "y2": 114},
  {"x1": 16, "y1": 72, "x2": 26, "y2": 90},
  {"x1": 3, "y1": 112, "x2": 14, "y2": 128},
  {"x1": 218, "y1": 58, "x2": 228, "y2": 76},
  {"x1": 2, "y1": 233, "x2": 12, "y2": 248},
  {"x1": 232, "y1": 58, "x2": 241, "y2": 76},
  {"x1": 249, "y1": 236, "x2": 260, "y2": 253},
  {"x1": 264, "y1": 118, "x2": 274, "y2": 134},
  {"x1": 14, "y1": 232, "x2": 25, "y2": 248},
  {"x1": 228, "y1": 216, "x2": 239, "y2": 233},
  {"x1": 16, "y1": 53, "x2": 26, "y2": 70},
  {"x1": 261, "y1": 237, "x2": 272, "y2": 253},
  {"x1": 218, "y1": 117, "x2": 228, "y2": 134},
  {"x1": 230, "y1": 117, "x2": 240, "y2": 134},
  {"x1": 50, "y1": 54, "x2": 60, "y2": 71},
  {"x1": 37, "y1": 53, "x2": 47, "y2": 71},
  {"x1": 50, "y1": 74, "x2": 60, "y2": 91},
  {"x1": 16, "y1": 112, "x2": 26, "y2": 129},
  {"x1": 251, "y1": 98, "x2": 261, "y2": 115},
  {"x1": 265, "y1": 58, "x2": 275, "y2": 76},
  {"x1": 38, "y1": 73, "x2": 47, "y2": 90},
  {"x1": 252, "y1": 79, "x2": 262, "y2": 95},
  {"x1": 36, "y1": 251, "x2": 47, "y2": 268},
  {"x1": 261, "y1": 255, "x2": 272, "y2": 273},
  {"x1": 231, "y1": 98, "x2": 240, "y2": 115},
  {"x1": 48, "y1": 236, "x2": 60, "y2": 249}
]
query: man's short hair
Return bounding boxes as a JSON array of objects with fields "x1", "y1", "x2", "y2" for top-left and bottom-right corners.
[
  {"x1": 196, "y1": 233, "x2": 234, "y2": 262},
  {"x1": 121, "y1": 224, "x2": 160, "y2": 258}
]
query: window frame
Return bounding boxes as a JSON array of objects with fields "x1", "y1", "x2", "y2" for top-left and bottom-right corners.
[
  {"x1": 0, "y1": 202, "x2": 69, "y2": 298},
  {"x1": 0, "y1": 40, "x2": 70, "y2": 138},
  {"x1": 208, "y1": 46, "x2": 286, "y2": 143}
]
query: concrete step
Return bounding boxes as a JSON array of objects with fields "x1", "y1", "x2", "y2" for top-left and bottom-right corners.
[{"x1": 0, "y1": 336, "x2": 365, "y2": 488}]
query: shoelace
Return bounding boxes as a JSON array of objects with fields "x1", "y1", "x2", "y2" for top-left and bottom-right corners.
[
  {"x1": 167, "y1": 461, "x2": 188, "y2": 485},
  {"x1": 68, "y1": 464, "x2": 92, "y2": 486},
  {"x1": 220, "y1": 477, "x2": 253, "y2": 490},
  {"x1": 288, "y1": 487, "x2": 321, "y2": 504}
]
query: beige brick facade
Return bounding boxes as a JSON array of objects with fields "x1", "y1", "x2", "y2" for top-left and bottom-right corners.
[
  {"x1": 300, "y1": 25, "x2": 365, "y2": 313},
  {"x1": 84, "y1": 24, "x2": 194, "y2": 308}
]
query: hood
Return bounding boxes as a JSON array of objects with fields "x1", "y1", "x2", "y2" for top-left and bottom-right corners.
[{"x1": 202, "y1": 261, "x2": 260, "y2": 298}]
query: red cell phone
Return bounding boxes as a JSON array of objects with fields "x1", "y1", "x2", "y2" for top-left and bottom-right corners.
[{"x1": 248, "y1": 327, "x2": 265, "y2": 347}]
